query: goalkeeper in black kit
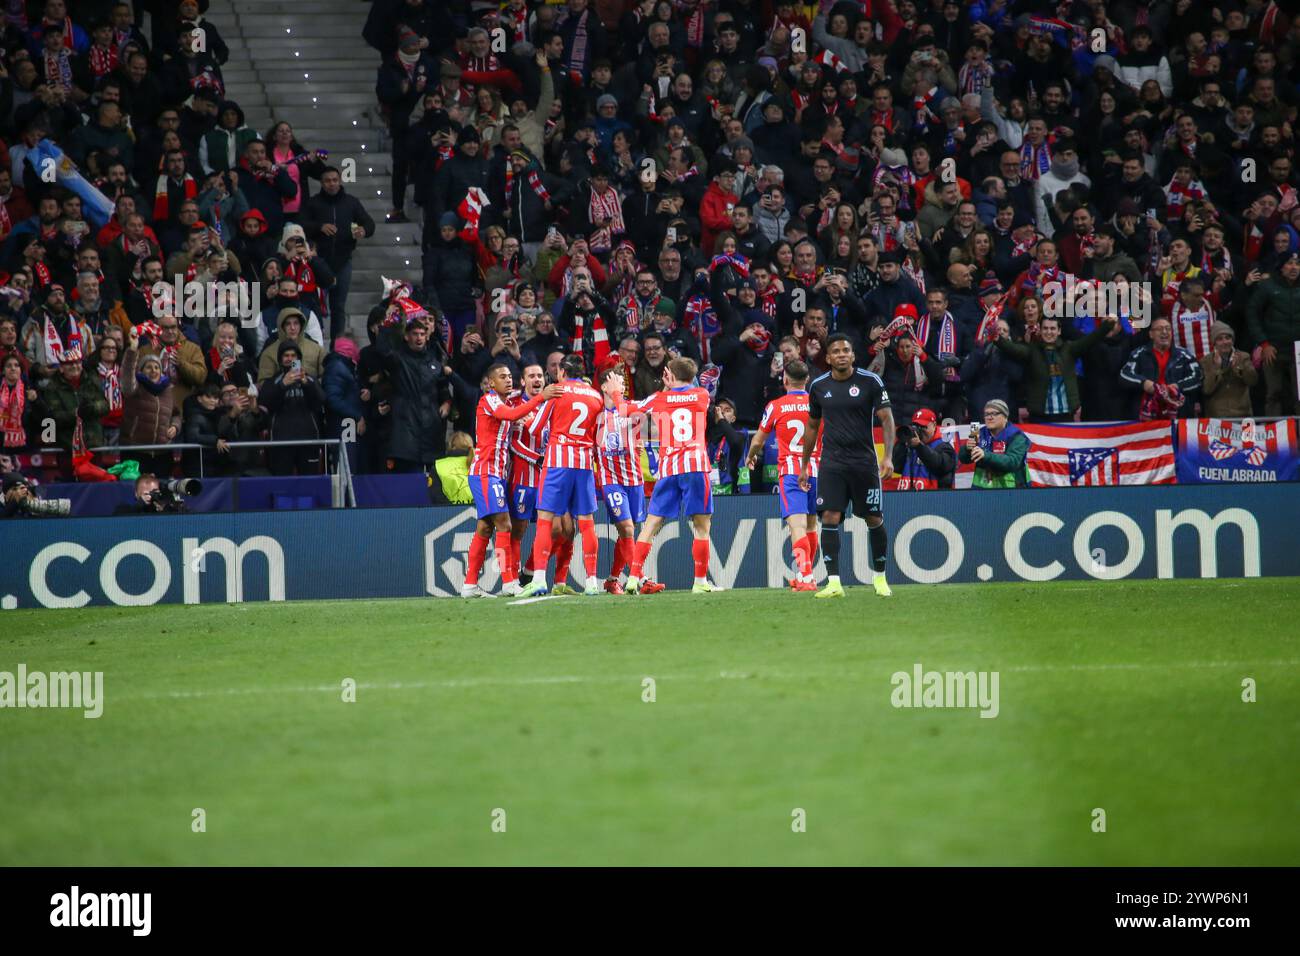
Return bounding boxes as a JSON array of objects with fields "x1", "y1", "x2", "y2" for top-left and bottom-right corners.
[{"x1": 798, "y1": 333, "x2": 896, "y2": 598}]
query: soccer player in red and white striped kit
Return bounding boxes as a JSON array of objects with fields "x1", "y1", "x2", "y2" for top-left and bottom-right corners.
[
  {"x1": 594, "y1": 364, "x2": 665, "y2": 594},
  {"x1": 506, "y1": 362, "x2": 548, "y2": 584},
  {"x1": 519, "y1": 354, "x2": 606, "y2": 596},
  {"x1": 625, "y1": 356, "x2": 720, "y2": 594},
  {"x1": 462, "y1": 364, "x2": 561, "y2": 597}
]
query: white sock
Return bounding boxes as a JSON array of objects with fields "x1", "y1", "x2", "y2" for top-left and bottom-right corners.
[
  {"x1": 827, "y1": 574, "x2": 841, "y2": 586},
  {"x1": 694, "y1": 576, "x2": 707, "y2": 586}
]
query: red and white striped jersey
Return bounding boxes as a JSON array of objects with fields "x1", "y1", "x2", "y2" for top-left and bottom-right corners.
[
  {"x1": 636, "y1": 386, "x2": 711, "y2": 476},
  {"x1": 759, "y1": 390, "x2": 822, "y2": 477},
  {"x1": 537, "y1": 379, "x2": 603, "y2": 471},
  {"x1": 1171, "y1": 299, "x2": 1215, "y2": 359},
  {"x1": 471, "y1": 391, "x2": 544, "y2": 477},
  {"x1": 595, "y1": 399, "x2": 644, "y2": 487},
  {"x1": 508, "y1": 392, "x2": 549, "y2": 487}
]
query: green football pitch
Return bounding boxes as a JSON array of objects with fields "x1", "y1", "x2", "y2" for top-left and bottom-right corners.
[{"x1": 2, "y1": 579, "x2": 1297, "y2": 866}]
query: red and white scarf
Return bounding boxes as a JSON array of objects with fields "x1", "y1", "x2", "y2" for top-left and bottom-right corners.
[
  {"x1": 504, "y1": 161, "x2": 550, "y2": 208},
  {"x1": 43, "y1": 48, "x2": 73, "y2": 91},
  {"x1": 815, "y1": 49, "x2": 849, "y2": 74},
  {"x1": 88, "y1": 42, "x2": 119, "y2": 79},
  {"x1": 98, "y1": 360, "x2": 123, "y2": 418},
  {"x1": 1202, "y1": 246, "x2": 1231, "y2": 276},
  {"x1": 0, "y1": 378, "x2": 26, "y2": 447},
  {"x1": 913, "y1": 310, "x2": 955, "y2": 356},
  {"x1": 976, "y1": 292, "x2": 1010, "y2": 345},
  {"x1": 456, "y1": 187, "x2": 490, "y2": 241},
  {"x1": 0, "y1": 197, "x2": 10, "y2": 240},
  {"x1": 587, "y1": 185, "x2": 624, "y2": 254},
  {"x1": 136, "y1": 320, "x2": 178, "y2": 378},
  {"x1": 912, "y1": 86, "x2": 940, "y2": 131},
  {"x1": 1020, "y1": 139, "x2": 1052, "y2": 181},
  {"x1": 1165, "y1": 176, "x2": 1206, "y2": 222},
  {"x1": 570, "y1": 303, "x2": 610, "y2": 367},
  {"x1": 154, "y1": 173, "x2": 197, "y2": 221},
  {"x1": 42, "y1": 312, "x2": 82, "y2": 366}
]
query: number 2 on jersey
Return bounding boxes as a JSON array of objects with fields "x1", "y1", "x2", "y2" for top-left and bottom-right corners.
[
  {"x1": 568, "y1": 402, "x2": 590, "y2": 435},
  {"x1": 785, "y1": 419, "x2": 805, "y2": 453}
]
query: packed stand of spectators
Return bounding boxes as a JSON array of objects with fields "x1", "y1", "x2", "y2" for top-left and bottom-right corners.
[
  {"x1": 7, "y1": 0, "x2": 1300, "y2": 498},
  {"x1": 0, "y1": 0, "x2": 381, "y2": 484},
  {"x1": 353, "y1": 0, "x2": 1300, "y2": 494}
]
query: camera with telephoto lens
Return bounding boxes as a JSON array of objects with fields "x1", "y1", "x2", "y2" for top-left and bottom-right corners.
[
  {"x1": 21, "y1": 495, "x2": 72, "y2": 517},
  {"x1": 2, "y1": 472, "x2": 70, "y2": 517},
  {"x1": 144, "y1": 478, "x2": 202, "y2": 513},
  {"x1": 895, "y1": 424, "x2": 914, "y2": 442}
]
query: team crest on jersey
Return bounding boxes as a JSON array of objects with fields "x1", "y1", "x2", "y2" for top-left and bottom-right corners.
[{"x1": 849, "y1": 385, "x2": 859, "y2": 397}]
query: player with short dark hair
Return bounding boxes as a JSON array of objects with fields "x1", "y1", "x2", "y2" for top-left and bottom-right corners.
[
  {"x1": 507, "y1": 362, "x2": 549, "y2": 585},
  {"x1": 625, "y1": 356, "x2": 719, "y2": 594},
  {"x1": 463, "y1": 364, "x2": 561, "y2": 597},
  {"x1": 747, "y1": 359, "x2": 821, "y2": 591},
  {"x1": 799, "y1": 334, "x2": 896, "y2": 598},
  {"x1": 519, "y1": 354, "x2": 606, "y2": 596},
  {"x1": 595, "y1": 364, "x2": 662, "y2": 594}
]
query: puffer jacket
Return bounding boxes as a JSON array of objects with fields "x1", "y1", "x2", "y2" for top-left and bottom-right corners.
[
  {"x1": 39, "y1": 369, "x2": 108, "y2": 452},
  {"x1": 421, "y1": 234, "x2": 478, "y2": 314},
  {"x1": 1247, "y1": 273, "x2": 1300, "y2": 347},
  {"x1": 120, "y1": 348, "x2": 181, "y2": 446}
]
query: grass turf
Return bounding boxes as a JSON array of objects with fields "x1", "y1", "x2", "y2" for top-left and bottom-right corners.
[{"x1": 1, "y1": 578, "x2": 1297, "y2": 866}]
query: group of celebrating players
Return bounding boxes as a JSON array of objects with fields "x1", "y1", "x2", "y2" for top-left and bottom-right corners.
[{"x1": 460, "y1": 334, "x2": 897, "y2": 599}]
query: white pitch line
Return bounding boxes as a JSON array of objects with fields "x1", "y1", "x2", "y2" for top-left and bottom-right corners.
[{"x1": 111, "y1": 660, "x2": 1300, "y2": 703}]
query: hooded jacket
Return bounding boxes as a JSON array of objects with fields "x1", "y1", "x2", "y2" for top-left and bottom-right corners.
[
  {"x1": 259, "y1": 340, "x2": 326, "y2": 444},
  {"x1": 200, "y1": 101, "x2": 261, "y2": 174},
  {"x1": 257, "y1": 307, "x2": 325, "y2": 384},
  {"x1": 421, "y1": 232, "x2": 478, "y2": 315}
]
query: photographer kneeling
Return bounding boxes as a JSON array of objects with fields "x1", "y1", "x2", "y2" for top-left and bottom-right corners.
[
  {"x1": 890, "y1": 408, "x2": 957, "y2": 490},
  {"x1": 2, "y1": 472, "x2": 71, "y2": 518}
]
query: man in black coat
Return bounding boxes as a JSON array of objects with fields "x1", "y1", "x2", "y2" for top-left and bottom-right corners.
[
  {"x1": 379, "y1": 318, "x2": 452, "y2": 472},
  {"x1": 300, "y1": 167, "x2": 377, "y2": 339},
  {"x1": 430, "y1": 126, "x2": 489, "y2": 228},
  {"x1": 422, "y1": 213, "x2": 479, "y2": 340},
  {"x1": 236, "y1": 140, "x2": 296, "y2": 235},
  {"x1": 375, "y1": 30, "x2": 438, "y2": 222},
  {"x1": 709, "y1": 269, "x2": 774, "y2": 427},
  {"x1": 862, "y1": 251, "x2": 927, "y2": 329}
]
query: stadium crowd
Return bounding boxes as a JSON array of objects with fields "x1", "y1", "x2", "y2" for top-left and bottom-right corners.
[{"x1": 1, "y1": 0, "x2": 1299, "y2": 497}]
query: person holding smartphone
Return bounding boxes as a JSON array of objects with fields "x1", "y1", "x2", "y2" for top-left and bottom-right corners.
[{"x1": 259, "y1": 339, "x2": 327, "y2": 476}]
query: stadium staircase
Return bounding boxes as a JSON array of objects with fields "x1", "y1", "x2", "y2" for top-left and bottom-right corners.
[{"x1": 205, "y1": 0, "x2": 421, "y2": 337}]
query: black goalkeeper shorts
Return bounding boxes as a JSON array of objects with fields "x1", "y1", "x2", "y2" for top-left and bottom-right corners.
[{"x1": 815, "y1": 463, "x2": 883, "y2": 518}]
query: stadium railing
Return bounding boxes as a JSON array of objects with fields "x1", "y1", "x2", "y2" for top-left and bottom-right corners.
[{"x1": 31, "y1": 438, "x2": 356, "y2": 507}]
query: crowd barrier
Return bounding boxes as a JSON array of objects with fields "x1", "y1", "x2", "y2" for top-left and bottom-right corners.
[{"x1": 2, "y1": 484, "x2": 1296, "y2": 608}]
